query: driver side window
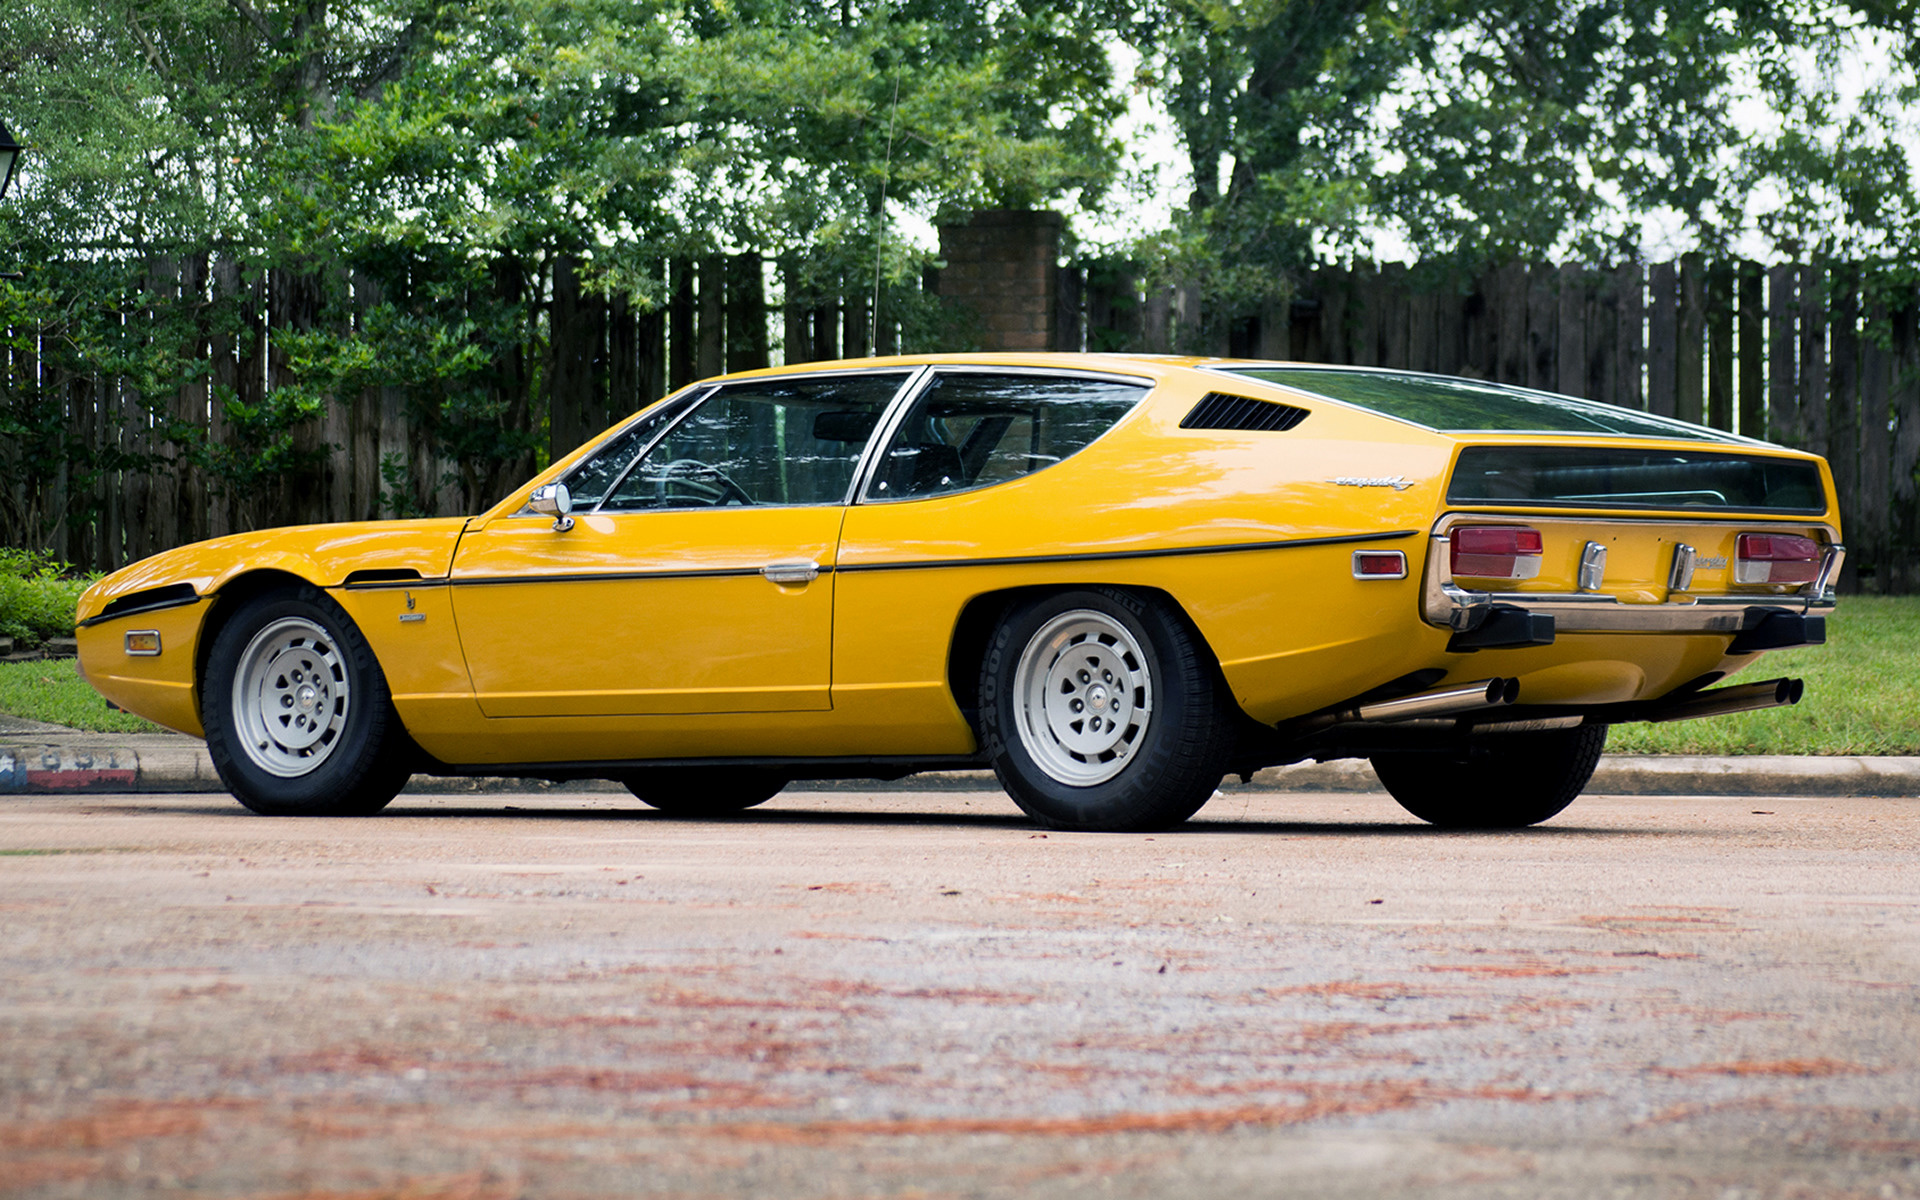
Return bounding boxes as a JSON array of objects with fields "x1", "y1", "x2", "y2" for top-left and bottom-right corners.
[{"x1": 599, "y1": 372, "x2": 906, "y2": 511}]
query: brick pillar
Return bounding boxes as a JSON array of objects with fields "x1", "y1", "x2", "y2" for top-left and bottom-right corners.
[{"x1": 936, "y1": 210, "x2": 1062, "y2": 350}]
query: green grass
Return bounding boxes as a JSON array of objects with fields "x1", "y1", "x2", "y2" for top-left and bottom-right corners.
[
  {"x1": 1608, "y1": 595, "x2": 1920, "y2": 755},
  {"x1": 0, "y1": 659, "x2": 163, "y2": 733}
]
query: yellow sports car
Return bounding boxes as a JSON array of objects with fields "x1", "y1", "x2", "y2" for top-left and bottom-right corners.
[{"x1": 76, "y1": 354, "x2": 1839, "y2": 831}]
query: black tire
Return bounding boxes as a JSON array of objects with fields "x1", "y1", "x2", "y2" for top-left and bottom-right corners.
[
  {"x1": 201, "y1": 585, "x2": 413, "y2": 816},
  {"x1": 1370, "y1": 723, "x2": 1608, "y2": 829},
  {"x1": 620, "y1": 767, "x2": 787, "y2": 816},
  {"x1": 978, "y1": 587, "x2": 1233, "y2": 833}
]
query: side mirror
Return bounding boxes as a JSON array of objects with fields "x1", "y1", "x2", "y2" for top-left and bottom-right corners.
[{"x1": 528, "y1": 482, "x2": 575, "y2": 532}]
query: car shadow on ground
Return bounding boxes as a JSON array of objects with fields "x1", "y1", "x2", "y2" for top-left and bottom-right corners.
[
  {"x1": 363, "y1": 802, "x2": 1659, "y2": 837},
  {"x1": 74, "y1": 799, "x2": 1683, "y2": 837}
]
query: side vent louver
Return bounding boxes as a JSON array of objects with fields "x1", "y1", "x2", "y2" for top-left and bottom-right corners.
[{"x1": 1180, "y1": 392, "x2": 1309, "y2": 432}]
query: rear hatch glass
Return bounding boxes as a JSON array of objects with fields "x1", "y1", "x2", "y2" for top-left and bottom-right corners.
[
  {"x1": 1448, "y1": 445, "x2": 1825, "y2": 514},
  {"x1": 1220, "y1": 366, "x2": 1750, "y2": 442}
]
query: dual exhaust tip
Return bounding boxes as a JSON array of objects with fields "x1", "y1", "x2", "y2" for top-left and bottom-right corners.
[
  {"x1": 1305, "y1": 677, "x2": 1520, "y2": 730},
  {"x1": 1304, "y1": 674, "x2": 1804, "y2": 731}
]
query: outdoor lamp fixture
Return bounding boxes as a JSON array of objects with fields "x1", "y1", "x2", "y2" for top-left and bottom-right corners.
[{"x1": 0, "y1": 120, "x2": 21, "y2": 200}]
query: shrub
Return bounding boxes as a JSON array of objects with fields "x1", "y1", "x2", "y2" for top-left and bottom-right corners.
[{"x1": 0, "y1": 549, "x2": 93, "y2": 647}]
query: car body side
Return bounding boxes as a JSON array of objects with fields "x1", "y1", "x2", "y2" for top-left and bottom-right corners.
[{"x1": 74, "y1": 353, "x2": 1840, "y2": 772}]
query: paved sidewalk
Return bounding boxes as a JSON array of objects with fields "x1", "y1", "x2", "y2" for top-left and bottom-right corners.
[{"x1": 3, "y1": 718, "x2": 1916, "y2": 798}]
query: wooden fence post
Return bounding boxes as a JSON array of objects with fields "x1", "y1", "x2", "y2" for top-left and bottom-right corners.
[
  {"x1": 1890, "y1": 299, "x2": 1920, "y2": 591},
  {"x1": 1524, "y1": 263, "x2": 1555, "y2": 391},
  {"x1": 1767, "y1": 264, "x2": 1799, "y2": 444},
  {"x1": 1828, "y1": 266, "x2": 1860, "y2": 589},
  {"x1": 1860, "y1": 292, "x2": 1892, "y2": 592},
  {"x1": 1054, "y1": 265, "x2": 1084, "y2": 353},
  {"x1": 1615, "y1": 263, "x2": 1645, "y2": 410},
  {"x1": 1707, "y1": 261, "x2": 1734, "y2": 431},
  {"x1": 609, "y1": 292, "x2": 639, "y2": 419},
  {"x1": 1555, "y1": 264, "x2": 1585, "y2": 398},
  {"x1": 1318, "y1": 267, "x2": 1350, "y2": 365},
  {"x1": 1676, "y1": 254, "x2": 1706, "y2": 425},
  {"x1": 1380, "y1": 265, "x2": 1409, "y2": 370},
  {"x1": 697, "y1": 255, "x2": 725, "y2": 378},
  {"x1": 1737, "y1": 262, "x2": 1765, "y2": 438},
  {"x1": 1800, "y1": 262, "x2": 1829, "y2": 454},
  {"x1": 1647, "y1": 261, "x2": 1678, "y2": 417},
  {"x1": 669, "y1": 258, "x2": 695, "y2": 388},
  {"x1": 547, "y1": 255, "x2": 606, "y2": 463}
]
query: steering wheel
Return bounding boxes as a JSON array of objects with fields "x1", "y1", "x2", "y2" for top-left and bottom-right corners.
[{"x1": 654, "y1": 459, "x2": 754, "y2": 507}]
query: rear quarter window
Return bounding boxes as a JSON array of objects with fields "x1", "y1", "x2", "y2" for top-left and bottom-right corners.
[{"x1": 865, "y1": 372, "x2": 1149, "y2": 502}]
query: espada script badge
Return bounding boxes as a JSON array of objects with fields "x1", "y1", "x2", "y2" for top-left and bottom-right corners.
[{"x1": 1330, "y1": 475, "x2": 1415, "y2": 491}]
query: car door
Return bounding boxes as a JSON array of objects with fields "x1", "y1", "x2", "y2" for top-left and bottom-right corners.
[{"x1": 450, "y1": 371, "x2": 910, "y2": 718}]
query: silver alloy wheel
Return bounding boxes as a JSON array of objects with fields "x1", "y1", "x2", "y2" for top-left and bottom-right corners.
[
  {"x1": 231, "y1": 616, "x2": 352, "y2": 778},
  {"x1": 1012, "y1": 608, "x2": 1153, "y2": 786}
]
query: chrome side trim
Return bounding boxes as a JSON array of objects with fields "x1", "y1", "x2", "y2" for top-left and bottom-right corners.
[
  {"x1": 833, "y1": 530, "x2": 1418, "y2": 575},
  {"x1": 844, "y1": 365, "x2": 935, "y2": 505}
]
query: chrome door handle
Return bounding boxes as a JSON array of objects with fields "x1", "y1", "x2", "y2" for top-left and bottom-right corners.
[{"x1": 761, "y1": 560, "x2": 820, "y2": 585}]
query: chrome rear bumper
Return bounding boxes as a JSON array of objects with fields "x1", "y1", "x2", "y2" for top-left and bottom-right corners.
[{"x1": 1422, "y1": 532, "x2": 1841, "y2": 645}]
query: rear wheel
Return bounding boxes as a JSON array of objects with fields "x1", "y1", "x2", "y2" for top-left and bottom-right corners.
[
  {"x1": 202, "y1": 586, "x2": 413, "y2": 816},
  {"x1": 1370, "y1": 723, "x2": 1607, "y2": 828},
  {"x1": 620, "y1": 767, "x2": 787, "y2": 816},
  {"x1": 979, "y1": 588, "x2": 1232, "y2": 832}
]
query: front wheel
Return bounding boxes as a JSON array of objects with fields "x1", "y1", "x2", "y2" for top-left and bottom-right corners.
[
  {"x1": 620, "y1": 767, "x2": 787, "y2": 816},
  {"x1": 1370, "y1": 723, "x2": 1608, "y2": 829},
  {"x1": 979, "y1": 588, "x2": 1233, "y2": 833},
  {"x1": 202, "y1": 586, "x2": 413, "y2": 816}
]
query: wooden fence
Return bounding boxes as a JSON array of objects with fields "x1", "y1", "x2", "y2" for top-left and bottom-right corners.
[{"x1": 5, "y1": 248, "x2": 1917, "y2": 591}]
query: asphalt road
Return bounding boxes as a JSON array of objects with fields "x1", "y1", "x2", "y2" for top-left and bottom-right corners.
[{"x1": 2, "y1": 787, "x2": 1917, "y2": 1199}]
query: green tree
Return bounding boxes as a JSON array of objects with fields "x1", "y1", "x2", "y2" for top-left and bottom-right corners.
[{"x1": 1127, "y1": 0, "x2": 1920, "y2": 332}]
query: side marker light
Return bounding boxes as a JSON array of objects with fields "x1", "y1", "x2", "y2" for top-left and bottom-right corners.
[{"x1": 1352, "y1": 550, "x2": 1408, "y2": 579}]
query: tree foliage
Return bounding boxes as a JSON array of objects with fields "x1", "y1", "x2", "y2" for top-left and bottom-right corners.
[
  {"x1": 0, "y1": 0, "x2": 1128, "y2": 541},
  {"x1": 1126, "y1": 0, "x2": 1920, "y2": 310}
]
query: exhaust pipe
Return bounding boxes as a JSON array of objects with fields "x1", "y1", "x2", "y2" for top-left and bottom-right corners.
[
  {"x1": 1301, "y1": 677, "x2": 1520, "y2": 730},
  {"x1": 1643, "y1": 677, "x2": 1804, "y2": 724}
]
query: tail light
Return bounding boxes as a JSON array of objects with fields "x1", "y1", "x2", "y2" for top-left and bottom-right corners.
[
  {"x1": 1451, "y1": 526, "x2": 1543, "y2": 580},
  {"x1": 1735, "y1": 534, "x2": 1821, "y2": 584}
]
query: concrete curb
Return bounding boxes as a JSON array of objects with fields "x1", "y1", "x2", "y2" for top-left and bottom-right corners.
[{"x1": 2, "y1": 730, "x2": 1917, "y2": 798}]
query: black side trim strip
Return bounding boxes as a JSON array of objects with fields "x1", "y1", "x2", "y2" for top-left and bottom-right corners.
[
  {"x1": 834, "y1": 530, "x2": 1418, "y2": 574},
  {"x1": 78, "y1": 585, "x2": 201, "y2": 628},
  {"x1": 441, "y1": 531, "x2": 1417, "y2": 589},
  {"x1": 423, "y1": 754, "x2": 987, "y2": 782},
  {"x1": 453, "y1": 566, "x2": 775, "y2": 587}
]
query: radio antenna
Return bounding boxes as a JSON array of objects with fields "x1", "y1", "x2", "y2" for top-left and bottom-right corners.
[{"x1": 870, "y1": 69, "x2": 900, "y2": 355}]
